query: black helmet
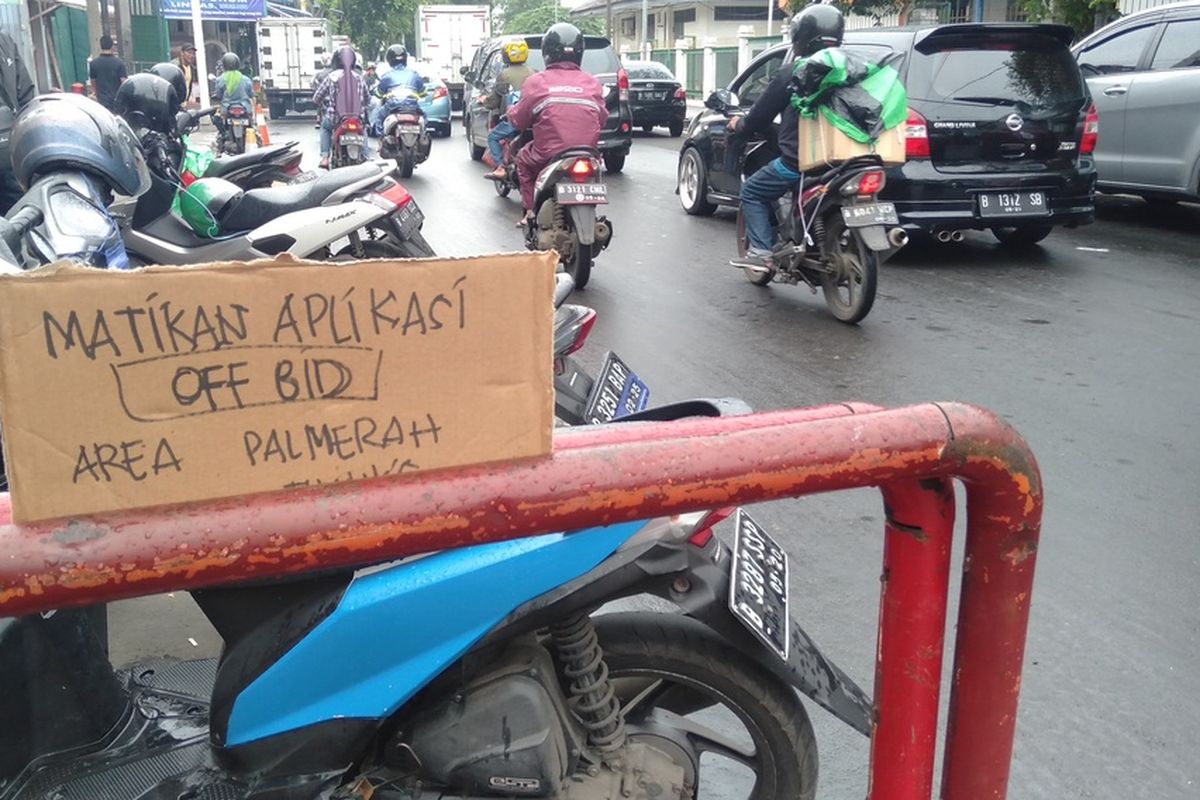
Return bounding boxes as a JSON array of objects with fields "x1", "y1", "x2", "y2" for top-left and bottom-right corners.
[
  {"x1": 221, "y1": 52, "x2": 241, "y2": 72},
  {"x1": 386, "y1": 44, "x2": 407, "y2": 68},
  {"x1": 10, "y1": 94, "x2": 150, "y2": 196},
  {"x1": 542, "y1": 23, "x2": 584, "y2": 66},
  {"x1": 114, "y1": 73, "x2": 179, "y2": 134},
  {"x1": 148, "y1": 62, "x2": 187, "y2": 112},
  {"x1": 790, "y1": 4, "x2": 844, "y2": 58}
]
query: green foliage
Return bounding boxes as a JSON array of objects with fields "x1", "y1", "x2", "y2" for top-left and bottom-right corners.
[
  {"x1": 1017, "y1": 0, "x2": 1116, "y2": 38},
  {"x1": 322, "y1": 0, "x2": 422, "y2": 62},
  {"x1": 778, "y1": 0, "x2": 916, "y2": 25},
  {"x1": 497, "y1": 0, "x2": 605, "y2": 36}
]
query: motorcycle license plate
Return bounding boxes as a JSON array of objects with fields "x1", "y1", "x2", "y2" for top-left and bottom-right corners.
[
  {"x1": 583, "y1": 351, "x2": 649, "y2": 424},
  {"x1": 396, "y1": 201, "x2": 424, "y2": 239},
  {"x1": 340, "y1": 135, "x2": 365, "y2": 145},
  {"x1": 397, "y1": 124, "x2": 422, "y2": 134},
  {"x1": 730, "y1": 509, "x2": 789, "y2": 660},
  {"x1": 977, "y1": 191, "x2": 1049, "y2": 218},
  {"x1": 841, "y1": 202, "x2": 898, "y2": 228},
  {"x1": 556, "y1": 182, "x2": 608, "y2": 205}
]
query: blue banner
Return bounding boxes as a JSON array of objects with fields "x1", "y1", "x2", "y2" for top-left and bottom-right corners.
[{"x1": 161, "y1": 0, "x2": 266, "y2": 21}]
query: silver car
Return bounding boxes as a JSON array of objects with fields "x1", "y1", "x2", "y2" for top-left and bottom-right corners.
[{"x1": 1074, "y1": 2, "x2": 1200, "y2": 203}]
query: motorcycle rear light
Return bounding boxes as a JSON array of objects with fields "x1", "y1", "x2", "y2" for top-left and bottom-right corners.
[
  {"x1": 370, "y1": 182, "x2": 412, "y2": 210},
  {"x1": 1080, "y1": 103, "x2": 1098, "y2": 155},
  {"x1": 229, "y1": 106, "x2": 246, "y2": 117},
  {"x1": 688, "y1": 507, "x2": 735, "y2": 548},
  {"x1": 857, "y1": 170, "x2": 885, "y2": 196},
  {"x1": 674, "y1": 87, "x2": 687, "y2": 101},
  {"x1": 564, "y1": 308, "x2": 597, "y2": 356},
  {"x1": 180, "y1": 170, "x2": 197, "y2": 186},
  {"x1": 346, "y1": 119, "x2": 361, "y2": 131},
  {"x1": 905, "y1": 109, "x2": 930, "y2": 159},
  {"x1": 570, "y1": 158, "x2": 593, "y2": 177},
  {"x1": 432, "y1": 86, "x2": 448, "y2": 101},
  {"x1": 617, "y1": 68, "x2": 630, "y2": 103}
]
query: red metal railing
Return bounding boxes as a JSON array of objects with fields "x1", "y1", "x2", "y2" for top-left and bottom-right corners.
[{"x1": 0, "y1": 401, "x2": 1041, "y2": 799}]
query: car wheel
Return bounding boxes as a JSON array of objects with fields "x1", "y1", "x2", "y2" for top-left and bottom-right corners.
[
  {"x1": 668, "y1": 120, "x2": 684, "y2": 138},
  {"x1": 677, "y1": 147, "x2": 717, "y2": 216},
  {"x1": 603, "y1": 150, "x2": 626, "y2": 174},
  {"x1": 991, "y1": 225, "x2": 1053, "y2": 248},
  {"x1": 468, "y1": 126, "x2": 485, "y2": 161},
  {"x1": 642, "y1": 124, "x2": 655, "y2": 133}
]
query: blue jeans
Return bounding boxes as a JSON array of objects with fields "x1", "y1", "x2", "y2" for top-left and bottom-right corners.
[
  {"x1": 740, "y1": 158, "x2": 801, "y2": 251},
  {"x1": 488, "y1": 119, "x2": 518, "y2": 165},
  {"x1": 321, "y1": 116, "x2": 370, "y2": 159}
]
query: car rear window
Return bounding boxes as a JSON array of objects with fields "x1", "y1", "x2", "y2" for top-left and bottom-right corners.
[
  {"x1": 908, "y1": 36, "x2": 1085, "y2": 109},
  {"x1": 627, "y1": 63, "x2": 674, "y2": 79},
  {"x1": 523, "y1": 37, "x2": 623, "y2": 75}
]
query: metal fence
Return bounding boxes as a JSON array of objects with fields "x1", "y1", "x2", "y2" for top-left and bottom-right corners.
[
  {"x1": 685, "y1": 49, "x2": 702, "y2": 97},
  {"x1": 714, "y1": 47, "x2": 738, "y2": 91},
  {"x1": 649, "y1": 48, "x2": 675, "y2": 75}
]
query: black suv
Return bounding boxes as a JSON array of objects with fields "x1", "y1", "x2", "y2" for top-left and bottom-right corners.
[
  {"x1": 677, "y1": 24, "x2": 1097, "y2": 248},
  {"x1": 462, "y1": 35, "x2": 634, "y2": 173}
]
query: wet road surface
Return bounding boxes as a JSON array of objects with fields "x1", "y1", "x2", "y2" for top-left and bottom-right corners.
[{"x1": 108, "y1": 116, "x2": 1200, "y2": 799}]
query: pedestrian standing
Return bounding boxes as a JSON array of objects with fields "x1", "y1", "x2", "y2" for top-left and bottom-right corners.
[
  {"x1": 171, "y1": 42, "x2": 197, "y2": 106},
  {"x1": 89, "y1": 34, "x2": 127, "y2": 111}
]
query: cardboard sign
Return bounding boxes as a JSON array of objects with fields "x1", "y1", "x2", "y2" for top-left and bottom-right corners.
[{"x1": 0, "y1": 253, "x2": 556, "y2": 523}]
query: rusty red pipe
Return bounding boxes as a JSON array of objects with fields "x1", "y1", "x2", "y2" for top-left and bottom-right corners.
[{"x1": 0, "y1": 402, "x2": 1040, "y2": 799}]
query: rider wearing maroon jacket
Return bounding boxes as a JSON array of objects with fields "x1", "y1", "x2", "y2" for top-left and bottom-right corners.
[{"x1": 507, "y1": 23, "x2": 606, "y2": 225}]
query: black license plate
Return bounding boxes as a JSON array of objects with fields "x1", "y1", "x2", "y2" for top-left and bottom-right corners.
[
  {"x1": 556, "y1": 182, "x2": 608, "y2": 205},
  {"x1": 841, "y1": 202, "x2": 898, "y2": 227},
  {"x1": 583, "y1": 352, "x2": 649, "y2": 424},
  {"x1": 730, "y1": 510, "x2": 789, "y2": 660},
  {"x1": 396, "y1": 201, "x2": 424, "y2": 240},
  {"x1": 977, "y1": 191, "x2": 1049, "y2": 218}
]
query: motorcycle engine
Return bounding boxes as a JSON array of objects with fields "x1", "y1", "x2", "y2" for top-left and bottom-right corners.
[{"x1": 401, "y1": 640, "x2": 586, "y2": 797}]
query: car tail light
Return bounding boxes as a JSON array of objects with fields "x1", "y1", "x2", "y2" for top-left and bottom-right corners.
[
  {"x1": 432, "y1": 86, "x2": 448, "y2": 101},
  {"x1": 563, "y1": 308, "x2": 596, "y2": 356},
  {"x1": 905, "y1": 109, "x2": 930, "y2": 159},
  {"x1": 1080, "y1": 103, "x2": 1098, "y2": 155},
  {"x1": 674, "y1": 87, "x2": 687, "y2": 100},
  {"x1": 857, "y1": 170, "x2": 885, "y2": 196},
  {"x1": 617, "y1": 68, "x2": 630, "y2": 103},
  {"x1": 688, "y1": 507, "x2": 736, "y2": 548},
  {"x1": 570, "y1": 158, "x2": 594, "y2": 182}
]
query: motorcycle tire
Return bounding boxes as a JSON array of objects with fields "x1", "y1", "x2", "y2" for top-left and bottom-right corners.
[
  {"x1": 335, "y1": 233, "x2": 435, "y2": 261},
  {"x1": 398, "y1": 155, "x2": 414, "y2": 179},
  {"x1": 820, "y1": 212, "x2": 878, "y2": 325},
  {"x1": 494, "y1": 177, "x2": 512, "y2": 198},
  {"x1": 594, "y1": 612, "x2": 818, "y2": 800},
  {"x1": 735, "y1": 209, "x2": 774, "y2": 286},
  {"x1": 567, "y1": 241, "x2": 592, "y2": 290}
]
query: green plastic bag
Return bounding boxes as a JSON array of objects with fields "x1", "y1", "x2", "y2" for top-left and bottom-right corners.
[
  {"x1": 169, "y1": 135, "x2": 215, "y2": 218},
  {"x1": 789, "y1": 48, "x2": 908, "y2": 144}
]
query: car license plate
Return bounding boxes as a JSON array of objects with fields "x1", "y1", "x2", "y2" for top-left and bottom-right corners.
[
  {"x1": 730, "y1": 509, "x2": 789, "y2": 660},
  {"x1": 556, "y1": 182, "x2": 608, "y2": 205},
  {"x1": 841, "y1": 202, "x2": 899, "y2": 227},
  {"x1": 584, "y1": 351, "x2": 649, "y2": 424},
  {"x1": 977, "y1": 191, "x2": 1048, "y2": 218},
  {"x1": 396, "y1": 201, "x2": 424, "y2": 239},
  {"x1": 340, "y1": 134, "x2": 364, "y2": 145}
]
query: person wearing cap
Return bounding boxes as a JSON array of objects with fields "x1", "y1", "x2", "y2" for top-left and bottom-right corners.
[{"x1": 171, "y1": 42, "x2": 197, "y2": 105}]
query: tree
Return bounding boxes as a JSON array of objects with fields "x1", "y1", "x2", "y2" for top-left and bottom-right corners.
[
  {"x1": 778, "y1": 0, "x2": 918, "y2": 26},
  {"x1": 496, "y1": 0, "x2": 604, "y2": 35},
  {"x1": 1016, "y1": 0, "x2": 1115, "y2": 38},
  {"x1": 321, "y1": 0, "x2": 423, "y2": 62}
]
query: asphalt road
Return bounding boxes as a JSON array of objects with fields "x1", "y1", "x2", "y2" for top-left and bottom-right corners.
[{"x1": 108, "y1": 116, "x2": 1199, "y2": 799}]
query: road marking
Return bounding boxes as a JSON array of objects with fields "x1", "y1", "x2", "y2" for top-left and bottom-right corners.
[{"x1": 1076, "y1": 246, "x2": 1110, "y2": 253}]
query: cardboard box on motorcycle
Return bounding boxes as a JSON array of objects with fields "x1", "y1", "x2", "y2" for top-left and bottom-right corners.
[
  {"x1": 0, "y1": 252, "x2": 557, "y2": 523},
  {"x1": 796, "y1": 110, "x2": 906, "y2": 172}
]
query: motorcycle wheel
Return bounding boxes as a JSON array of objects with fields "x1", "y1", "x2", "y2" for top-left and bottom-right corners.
[
  {"x1": 595, "y1": 612, "x2": 818, "y2": 800},
  {"x1": 398, "y1": 154, "x2": 414, "y2": 179},
  {"x1": 566, "y1": 241, "x2": 592, "y2": 290},
  {"x1": 494, "y1": 177, "x2": 511, "y2": 198},
  {"x1": 820, "y1": 213, "x2": 878, "y2": 325},
  {"x1": 735, "y1": 209, "x2": 774, "y2": 286},
  {"x1": 335, "y1": 233, "x2": 435, "y2": 261}
]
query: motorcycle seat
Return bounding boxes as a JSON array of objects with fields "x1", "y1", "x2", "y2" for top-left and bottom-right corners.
[
  {"x1": 205, "y1": 144, "x2": 297, "y2": 179},
  {"x1": 221, "y1": 163, "x2": 383, "y2": 230},
  {"x1": 550, "y1": 146, "x2": 600, "y2": 161}
]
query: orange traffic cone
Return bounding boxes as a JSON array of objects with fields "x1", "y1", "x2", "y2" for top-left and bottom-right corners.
[{"x1": 256, "y1": 104, "x2": 270, "y2": 146}]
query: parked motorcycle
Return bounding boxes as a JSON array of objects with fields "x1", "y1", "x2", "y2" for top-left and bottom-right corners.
[
  {"x1": 712, "y1": 91, "x2": 907, "y2": 324},
  {"x1": 174, "y1": 107, "x2": 303, "y2": 190},
  {"x1": 331, "y1": 114, "x2": 369, "y2": 168},
  {"x1": 377, "y1": 91, "x2": 432, "y2": 178}
]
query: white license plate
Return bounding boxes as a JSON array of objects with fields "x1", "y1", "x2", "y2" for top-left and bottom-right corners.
[
  {"x1": 556, "y1": 182, "x2": 608, "y2": 205},
  {"x1": 397, "y1": 124, "x2": 422, "y2": 134},
  {"x1": 340, "y1": 135, "x2": 364, "y2": 145},
  {"x1": 978, "y1": 191, "x2": 1049, "y2": 218},
  {"x1": 729, "y1": 509, "x2": 789, "y2": 660}
]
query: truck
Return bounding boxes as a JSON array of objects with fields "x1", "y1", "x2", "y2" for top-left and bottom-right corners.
[
  {"x1": 256, "y1": 16, "x2": 333, "y2": 119},
  {"x1": 414, "y1": 4, "x2": 491, "y2": 111}
]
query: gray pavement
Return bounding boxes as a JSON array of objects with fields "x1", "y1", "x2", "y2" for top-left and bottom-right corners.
[{"x1": 109, "y1": 115, "x2": 1200, "y2": 799}]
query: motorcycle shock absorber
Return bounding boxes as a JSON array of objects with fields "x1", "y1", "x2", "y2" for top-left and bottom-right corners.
[{"x1": 550, "y1": 615, "x2": 626, "y2": 755}]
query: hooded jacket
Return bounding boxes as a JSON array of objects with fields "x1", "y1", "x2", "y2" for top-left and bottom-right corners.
[{"x1": 507, "y1": 62, "x2": 605, "y2": 158}]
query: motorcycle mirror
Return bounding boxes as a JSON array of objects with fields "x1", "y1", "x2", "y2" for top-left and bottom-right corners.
[
  {"x1": 175, "y1": 111, "x2": 193, "y2": 135},
  {"x1": 706, "y1": 89, "x2": 737, "y2": 112}
]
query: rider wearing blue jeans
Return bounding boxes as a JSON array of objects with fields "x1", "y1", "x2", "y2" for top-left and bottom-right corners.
[
  {"x1": 727, "y1": 4, "x2": 845, "y2": 268},
  {"x1": 484, "y1": 40, "x2": 534, "y2": 177}
]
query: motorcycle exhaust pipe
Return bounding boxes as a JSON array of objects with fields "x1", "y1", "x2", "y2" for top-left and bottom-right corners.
[
  {"x1": 887, "y1": 227, "x2": 909, "y2": 248},
  {"x1": 936, "y1": 230, "x2": 952, "y2": 243},
  {"x1": 950, "y1": 230, "x2": 965, "y2": 243}
]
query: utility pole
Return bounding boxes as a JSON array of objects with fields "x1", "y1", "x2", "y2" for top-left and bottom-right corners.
[
  {"x1": 190, "y1": 0, "x2": 211, "y2": 111},
  {"x1": 641, "y1": 0, "x2": 648, "y2": 58}
]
